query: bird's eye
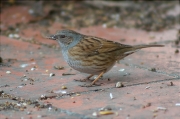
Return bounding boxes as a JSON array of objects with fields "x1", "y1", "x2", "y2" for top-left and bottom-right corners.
[{"x1": 60, "y1": 35, "x2": 66, "y2": 38}]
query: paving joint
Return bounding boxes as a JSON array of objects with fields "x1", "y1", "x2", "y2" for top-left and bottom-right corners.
[
  {"x1": 53, "y1": 77, "x2": 179, "y2": 99},
  {"x1": 54, "y1": 108, "x2": 94, "y2": 119},
  {"x1": 121, "y1": 62, "x2": 180, "y2": 78}
]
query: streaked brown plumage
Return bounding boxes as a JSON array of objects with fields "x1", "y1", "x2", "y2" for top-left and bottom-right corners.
[{"x1": 48, "y1": 30, "x2": 164, "y2": 87}]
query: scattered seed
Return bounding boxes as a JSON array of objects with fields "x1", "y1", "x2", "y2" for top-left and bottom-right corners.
[
  {"x1": 37, "y1": 115, "x2": 42, "y2": 118},
  {"x1": 8, "y1": 34, "x2": 14, "y2": 38},
  {"x1": 99, "y1": 110, "x2": 114, "y2": 115},
  {"x1": 115, "y1": 82, "x2": 124, "y2": 88},
  {"x1": 175, "y1": 39, "x2": 179, "y2": 45},
  {"x1": 119, "y1": 69, "x2": 125, "y2": 72},
  {"x1": 167, "y1": 81, "x2": 174, "y2": 86},
  {"x1": 153, "y1": 114, "x2": 157, "y2": 117},
  {"x1": 31, "y1": 68, "x2": 35, "y2": 71},
  {"x1": 175, "y1": 49, "x2": 179, "y2": 54},
  {"x1": 0, "y1": 57, "x2": 3, "y2": 63},
  {"x1": 110, "y1": 93, "x2": 114, "y2": 99},
  {"x1": 175, "y1": 103, "x2": 180, "y2": 106},
  {"x1": 143, "y1": 102, "x2": 151, "y2": 108},
  {"x1": 150, "y1": 68, "x2": 156, "y2": 72},
  {"x1": 16, "y1": 103, "x2": 21, "y2": 106},
  {"x1": 157, "y1": 107, "x2": 167, "y2": 110},
  {"x1": 48, "y1": 107, "x2": 52, "y2": 110},
  {"x1": 14, "y1": 34, "x2": 20, "y2": 38},
  {"x1": 40, "y1": 94, "x2": 47, "y2": 100},
  {"x1": 49, "y1": 73, "x2": 55, "y2": 77},
  {"x1": 102, "y1": 23, "x2": 107, "y2": 28},
  {"x1": 99, "y1": 106, "x2": 112, "y2": 111},
  {"x1": 145, "y1": 86, "x2": 150, "y2": 89},
  {"x1": 6, "y1": 71, "x2": 11, "y2": 74},
  {"x1": 146, "y1": 102, "x2": 151, "y2": 107},
  {"x1": 17, "y1": 86, "x2": 23, "y2": 88},
  {"x1": 53, "y1": 90, "x2": 66, "y2": 94},
  {"x1": 61, "y1": 86, "x2": 67, "y2": 89},
  {"x1": 20, "y1": 64, "x2": 29, "y2": 68},
  {"x1": 92, "y1": 112, "x2": 98, "y2": 116},
  {"x1": 27, "y1": 111, "x2": 31, "y2": 115},
  {"x1": 54, "y1": 66, "x2": 64, "y2": 70},
  {"x1": 150, "y1": 36, "x2": 155, "y2": 39}
]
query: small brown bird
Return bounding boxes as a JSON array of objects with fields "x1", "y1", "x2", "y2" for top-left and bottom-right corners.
[{"x1": 48, "y1": 30, "x2": 164, "y2": 87}]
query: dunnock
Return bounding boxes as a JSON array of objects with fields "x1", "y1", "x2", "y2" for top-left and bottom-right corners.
[{"x1": 48, "y1": 30, "x2": 163, "y2": 87}]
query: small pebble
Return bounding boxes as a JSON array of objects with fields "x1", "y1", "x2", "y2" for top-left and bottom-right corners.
[{"x1": 6, "y1": 71, "x2": 11, "y2": 74}]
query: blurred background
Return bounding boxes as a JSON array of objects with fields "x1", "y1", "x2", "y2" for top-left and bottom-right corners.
[
  {"x1": 0, "y1": 1, "x2": 180, "y2": 118},
  {"x1": 1, "y1": 0, "x2": 179, "y2": 31}
]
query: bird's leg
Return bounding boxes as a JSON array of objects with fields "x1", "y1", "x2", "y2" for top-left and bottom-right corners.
[
  {"x1": 80, "y1": 71, "x2": 105, "y2": 87},
  {"x1": 74, "y1": 74, "x2": 94, "y2": 82}
]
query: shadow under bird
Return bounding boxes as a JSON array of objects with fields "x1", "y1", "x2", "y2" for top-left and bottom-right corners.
[{"x1": 47, "y1": 30, "x2": 164, "y2": 87}]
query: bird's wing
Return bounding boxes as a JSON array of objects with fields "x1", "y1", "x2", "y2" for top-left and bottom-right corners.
[{"x1": 68, "y1": 36, "x2": 132, "y2": 57}]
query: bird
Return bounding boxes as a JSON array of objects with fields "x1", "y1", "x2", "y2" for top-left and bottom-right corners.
[{"x1": 47, "y1": 29, "x2": 164, "y2": 87}]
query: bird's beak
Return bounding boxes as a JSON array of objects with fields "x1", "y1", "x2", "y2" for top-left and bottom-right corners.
[{"x1": 47, "y1": 35, "x2": 57, "y2": 40}]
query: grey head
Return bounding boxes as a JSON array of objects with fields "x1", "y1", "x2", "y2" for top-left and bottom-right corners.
[{"x1": 48, "y1": 30, "x2": 83, "y2": 50}]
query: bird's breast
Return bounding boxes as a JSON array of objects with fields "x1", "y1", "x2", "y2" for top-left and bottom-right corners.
[{"x1": 62, "y1": 50, "x2": 116, "y2": 75}]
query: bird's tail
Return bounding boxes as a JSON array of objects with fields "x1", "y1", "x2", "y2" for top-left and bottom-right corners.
[{"x1": 124, "y1": 44, "x2": 164, "y2": 55}]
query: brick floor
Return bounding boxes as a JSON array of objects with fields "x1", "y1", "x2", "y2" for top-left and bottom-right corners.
[{"x1": 0, "y1": 3, "x2": 180, "y2": 119}]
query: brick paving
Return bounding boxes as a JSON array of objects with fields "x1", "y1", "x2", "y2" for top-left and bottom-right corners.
[{"x1": 0, "y1": 2, "x2": 180, "y2": 119}]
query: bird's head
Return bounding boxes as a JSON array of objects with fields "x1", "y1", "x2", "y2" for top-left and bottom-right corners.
[{"x1": 48, "y1": 30, "x2": 83, "y2": 48}]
